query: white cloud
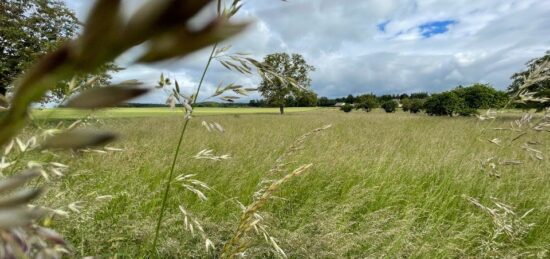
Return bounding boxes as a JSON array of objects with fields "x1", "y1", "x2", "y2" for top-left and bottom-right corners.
[{"x1": 64, "y1": 0, "x2": 550, "y2": 102}]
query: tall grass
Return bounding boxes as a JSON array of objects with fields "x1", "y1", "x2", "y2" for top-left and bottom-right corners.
[
  {"x1": 151, "y1": 41, "x2": 218, "y2": 253},
  {"x1": 149, "y1": 1, "x2": 305, "y2": 255},
  {"x1": 39, "y1": 110, "x2": 550, "y2": 257}
]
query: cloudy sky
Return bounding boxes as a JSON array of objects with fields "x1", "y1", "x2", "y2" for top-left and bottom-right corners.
[{"x1": 64, "y1": 0, "x2": 550, "y2": 103}]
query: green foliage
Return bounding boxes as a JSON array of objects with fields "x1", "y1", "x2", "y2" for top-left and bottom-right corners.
[
  {"x1": 454, "y1": 83, "x2": 508, "y2": 109},
  {"x1": 410, "y1": 92, "x2": 429, "y2": 99},
  {"x1": 285, "y1": 90, "x2": 317, "y2": 107},
  {"x1": 409, "y1": 99, "x2": 425, "y2": 113},
  {"x1": 355, "y1": 94, "x2": 379, "y2": 112},
  {"x1": 401, "y1": 98, "x2": 411, "y2": 112},
  {"x1": 401, "y1": 98, "x2": 425, "y2": 113},
  {"x1": 0, "y1": 0, "x2": 119, "y2": 102},
  {"x1": 0, "y1": 0, "x2": 79, "y2": 96},
  {"x1": 345, "y1": 94, "x2": 355, "y2": 104},
  {"x1": 378, "y1": 95, "x2": 396, "y2": 102},
  {"x1": 249, "y1": 99, "x2": 266, "y2": 107},
  {"x1": 340, "y1": 104, "x2": 353, "y2": 112},
  {"x1": 315, "y1": 86, "x2": 509, "y2": 114},
  {"x1": 424, "y1": 92, "x2": 464, "y2": 116},
  {"x1": 425, "y1": 84, "x2": 507, "y2": 116},
  {"x1": 317, "y1": 96, "x2": 336, "y2": 107},
  {"x1": 258, "y1": 53, "x2": 315, "y2": 114},
  {"x1": 508, "y1": 50, "x2": 550, "y2": 110},
  {"x1": 381, "y1": 100, "x2": 398, "y2": 113}
]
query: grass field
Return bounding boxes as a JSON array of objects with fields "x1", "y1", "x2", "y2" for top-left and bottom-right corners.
[
  {"x1": 31, "y1": 107, "x2": 319, "y2": 119},
  {"x1": 27, "y1": 108, "x2": 550, "y2": 257}
]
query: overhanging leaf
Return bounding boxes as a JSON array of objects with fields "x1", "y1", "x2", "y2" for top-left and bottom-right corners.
[
  {"x1": 66, "y1": 85, "x2": 148, "y2": 109},
  {"x1": 0, "y1": 208, "x2": 37, "y2": 228},
  {"x1": 122, "y1": 0, "x2": 211, "y2": 47},
  {"x1": 0, "y1": 169, "x2": 40, "y2": 194},
  {"x1": 0, "y1": 189, "x2": 43, "y2": 209},
  {"x1": 138, "y1": 20, "x2": 249, "y2": 63},
  {"x1": 76, "y1": 0, "x2": 123, "y2": 68},
  {"x1": 42, "y1": 129, "x2": 117, "y2": 150}
]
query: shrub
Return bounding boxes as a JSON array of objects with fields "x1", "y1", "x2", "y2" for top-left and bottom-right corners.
[
  {"x1": 381, "y1": 100, "x2": 398, "y2": 113},
  {"x1": 363, "y1": 98, "x2": 379, "y2": 112},
  {"x1": 424, "y1": 92, "x2": 464, "y2": 116},
  {"x1": 423, "y1": 84, "x2": 510, "y2": 116},
  {"x1": 401, "y1": 98, "x2": 411, "y2": 112},
  {"x1": 355, "y1": 94, "x2": 379, "y2": 112},
  {"x1": 454, "y1": 83, "x2": 508, "y2": 109},
  {"x1": 340, "y1": 104, "x2": 353, "y2": 112},
  {"x1": 410, "y1": 99, "x2": 425, "y2": 113}
]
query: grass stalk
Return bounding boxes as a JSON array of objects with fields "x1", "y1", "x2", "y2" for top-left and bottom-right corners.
[{"x1": 150, "y1": 43, "x2": 219, "y2": 253}]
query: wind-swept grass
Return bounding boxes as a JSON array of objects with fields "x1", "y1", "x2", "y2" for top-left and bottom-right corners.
[{"x1": 40, "y1": 109, "x2": 550, "y2": 257}]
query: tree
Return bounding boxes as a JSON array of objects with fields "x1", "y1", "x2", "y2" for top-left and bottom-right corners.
[
  {"x1": 508, "y1": 50, "x2": 550, "y2": 110},
  {"x1": 409, "y1": 99, "x2": 425, "y2": 113},
  {"x1": 355, "y1": 94, "x2": 379, "y2": 112},
  {"x1": 381, "y1": 100, "x2": 398, "y2": 113},
  {"x1": 258, "y1": 53, "x2": 315, "y2": 114},
  {"x1": 317, "y1": 96, "x2": 335, "y2": 107},
  {"x1": 295, "y1": 90, "x2": 317, "y2": 107},
  {"x1": 401, "y1": 98, "x2": 411, "y2": 112},
  {"x1": 410, "y1": 92, "x2": 429, "y2": 99},
  {"x1": 340, "y1": 103, "x2": 353, "y2": 112},
  {"x1": 249, "y1": 99, "x2": 266, "y2": 107},
  {"x1": 1, "y1": 0, "x2": 78, "y2": 96},
  {"x1": 424, "y1": 92, "x2": 464, "y2": 116},
  {"x1": 345, "y1": 94, "x2": 355, "y2": 104},
  {"x1": 378, "y1": 94, "x2": 395, "y2": 102},
  {"x1": 284, "y1": 95, "x2": 297, "y2": 107},
  {"x1": 0, "y1": 0, "x2": 118, "y2": 102},
  {"x1": 403, "y1": 97, "x2": 426, "y2": 113}
]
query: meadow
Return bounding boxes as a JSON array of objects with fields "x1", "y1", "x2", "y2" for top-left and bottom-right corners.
[
  {"x1": 2, "y1": 0, "x2": 548, "y2": 257},
  {"x1": 34, "y1": 108, "x2": 550, "y2": 258},
  {"x1": 31, "y1": 107, "x2": 318, "y2": 119}
]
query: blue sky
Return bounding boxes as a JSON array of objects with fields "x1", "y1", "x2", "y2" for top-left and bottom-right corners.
[
  {"x1": 64, "y1": 0, "x2": 550, "y2": 103},
  {"x1": 418, "y1": 20, "x2": 457, "y2": 38}
]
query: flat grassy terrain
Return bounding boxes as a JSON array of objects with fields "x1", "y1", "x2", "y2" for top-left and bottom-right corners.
[
  {"x1": 29, "y1": 109, "x2": 549, "y2": 257},
  {"x1": 31, "y1": 107, "x2": 319, "y2": 119}
]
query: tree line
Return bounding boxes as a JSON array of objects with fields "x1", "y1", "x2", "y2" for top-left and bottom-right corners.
[
  {"x1": 253, "y1": 50, "x2": 550, "y2": 116},
  {"x1": 250, "y1": 49, "x2": 548, "y2": 116},
  {"x1": 338, "y1": 83, "x2": 510, "y2": 116},
  {"x1": 317, "y1": 92, "x2": 429, "y2": 107}
]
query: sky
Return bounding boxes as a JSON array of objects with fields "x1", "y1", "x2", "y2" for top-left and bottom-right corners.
[{"x1": 64, "y1": 0, "x2": 550, "y2": 103}]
